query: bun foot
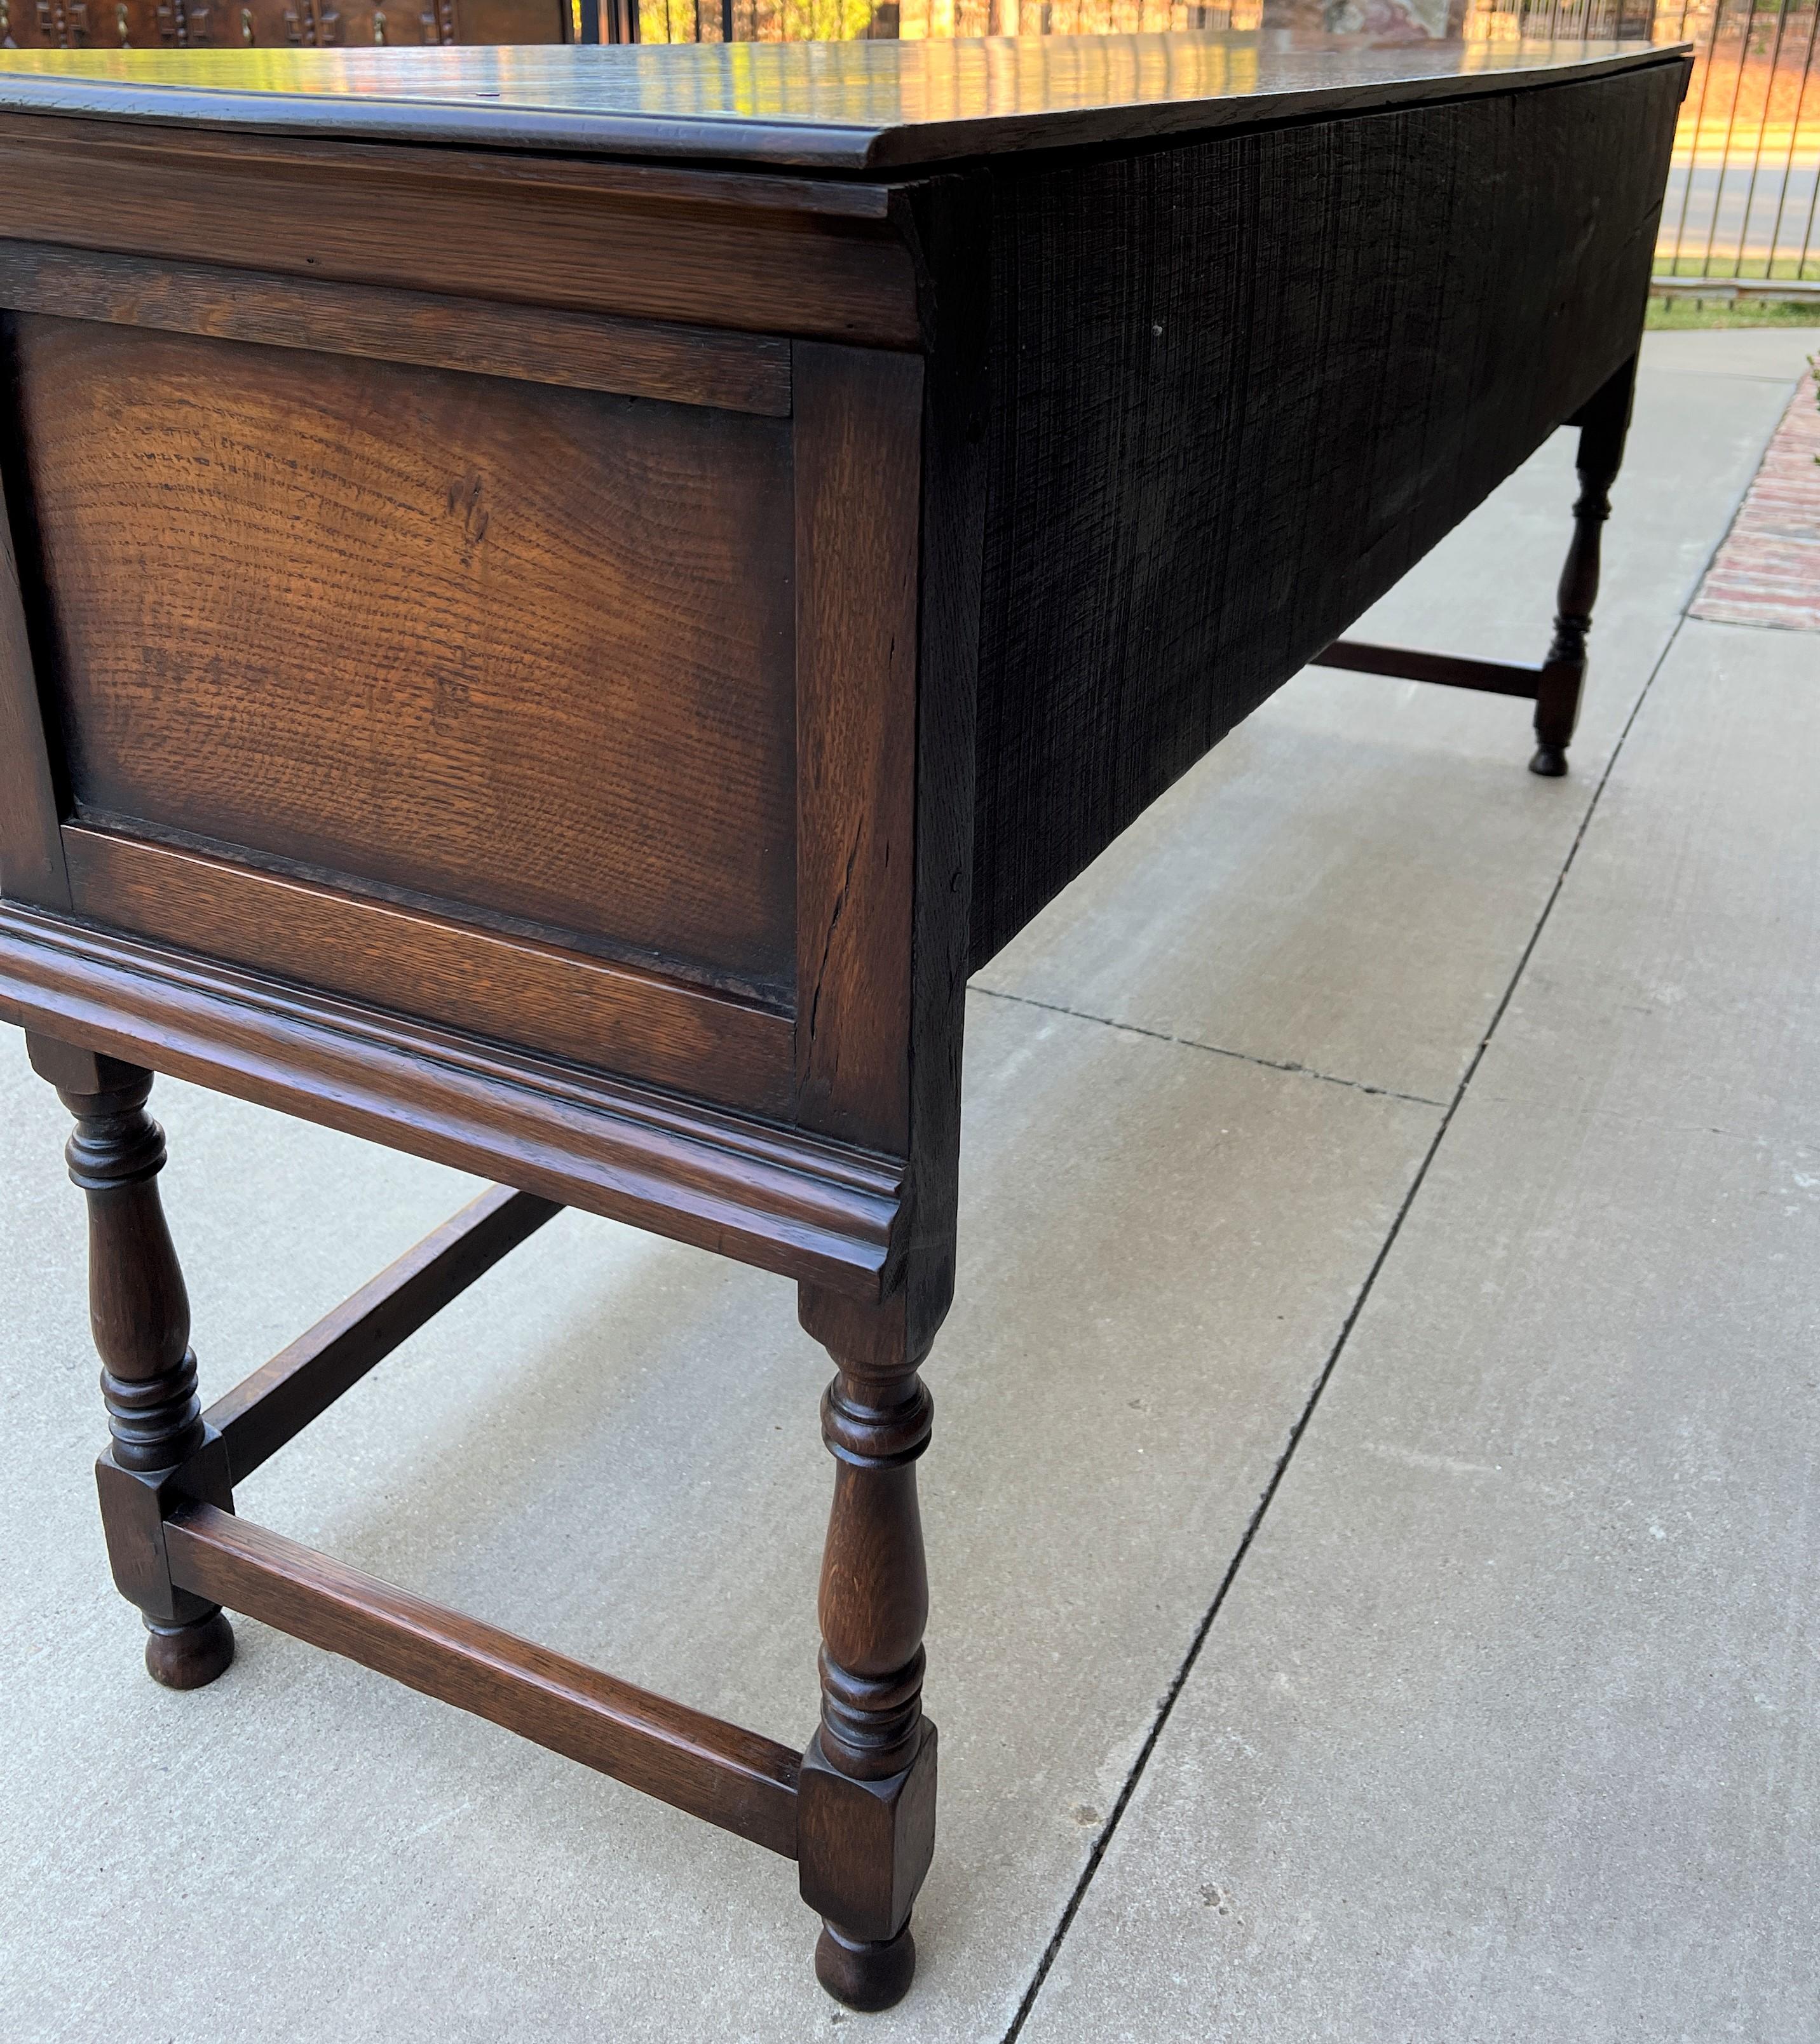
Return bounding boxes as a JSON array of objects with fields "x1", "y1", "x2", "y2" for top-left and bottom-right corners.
[
  {"x1": 1528, "y1": 742, "x2": 1569, "y2": 778},
  {"x1": 815, "y1": 1921, "x2": 916, "y2": 2012},
  {"x1": 144, "y1": 1610, "x2": 235, "y2": 1691}
]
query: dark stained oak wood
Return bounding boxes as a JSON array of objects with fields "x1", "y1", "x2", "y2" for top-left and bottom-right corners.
[
  {"x1": 0, "y1": 37, "x2": 1683, "y2": 170},
  {"x1": 0, "y1": 534, "x2": 65, "y2": 903},
  {"x1": 890, "y1": 174, "x2": 991, "y2": 1357},
  {"x1": 164, "y1": 1503, "x2": 803, "y2": 1858},
  {"x1": 206, "y1": 1185, "x2": 560, "y2": 1484},
  {"x1": 792, "y1": 342, "x2": 923, "y2": 1157},
  {"x1": 0, "y1": 34, "x2": 1688, "y2": 2015},
  {"x1": 3, "y1": 0, "x2": 573, "y2": 50},
  {"x1": 0, "y1": 115, "x2": 922, "y2": 345},
  {"x1": 58, "y1": 1061, "x2": 237, "y2": 1687},
  {"x1": 796, "y1": 1292, "x2": 938, "y2": 2012},
  {"x1": 60, "y1": 827, "x2": 795, "y2": 1113},
  {"x1": 1314, "y1": 352, "x2": 1641, "y2": 777},
  {"x1": 813, "y1": 1919, "x2": 919, "y2": 2014},
  {"x1": 967, "y1": 60, "x2": 1685, "y2": 968},
  {"x1": 60, "y1": 1066, "x2": 203, "y2": 1476},
  {"x1": 1311, "y1": 641, "x2": 1542, "y2": 700},
  {"x1": 0, "y1": 376, "x2": 67, "y2": 911},
  {"x1": 1531, "y1": 353, "x2": 1637, "y2": 776},
  {"x1": 22, "y1": 1027, "x2": 128, "y2": 1095},
  {"x1": 0, "y1": 108, "x2": 900, "y2": 219},
  {"x1": 0, "y1": 241, "x2": 794, "y2": 417},
  {"x1": 16, "y1": 314, "x2": 798, "y2": 998},
  {"x1": 0, "y1": 905, "x2": 905, "y2": 1294},
  {"x1": 785, "y1": 233, "x2": 988, "y2": 2005}
]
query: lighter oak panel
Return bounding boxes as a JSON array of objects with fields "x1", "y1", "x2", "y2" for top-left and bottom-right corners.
[{"x1": 17, "y1": 314, "x2": 797, "y2": 996}]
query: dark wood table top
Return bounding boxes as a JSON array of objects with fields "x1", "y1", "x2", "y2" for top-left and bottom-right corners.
[{"x1": 0, "y1": 33, "x2": 1681, "y2": 170}]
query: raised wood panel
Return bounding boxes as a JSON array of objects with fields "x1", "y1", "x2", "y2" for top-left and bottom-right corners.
[
  {"x1": 62, "y1": 827, "x2": 795, "y2": 1113},
  {"x1": 968, "y1": 65, "x2": 1685, "y2": 966},
  {"x1": 14, "y1": 315, "x2": 798, "y2": 996},
  {"x1": 0, "y1": 241, "x2": 794, "y2": 417}
]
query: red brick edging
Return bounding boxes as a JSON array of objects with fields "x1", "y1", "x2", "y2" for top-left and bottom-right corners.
[{"x1": 1690, "y1": 367, "x2": 1820, "y2": 635}]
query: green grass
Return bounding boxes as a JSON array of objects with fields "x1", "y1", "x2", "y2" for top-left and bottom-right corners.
[
  {"x1": 1657, "y1": 254, "x2": 1820, "y2": 282},
  {"x1": 1647, "y1": 295, "x2": 1820, "y2": 328}
]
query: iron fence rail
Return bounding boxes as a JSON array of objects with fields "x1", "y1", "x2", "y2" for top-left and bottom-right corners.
[
  {"x1": 1653, "y1": 0, "x2": 1820, "y2": 281},
  {"x1": 585, "y1": 0, "x2": 1819, "y2": 287},
  {"x1": 1456, "y1": 0, "x2": 1817, "y2": 281}
]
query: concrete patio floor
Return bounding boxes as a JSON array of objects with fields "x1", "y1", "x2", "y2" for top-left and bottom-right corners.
[{"x1": 3, "y1": 325, "x2": 1815, "y2": 2044}]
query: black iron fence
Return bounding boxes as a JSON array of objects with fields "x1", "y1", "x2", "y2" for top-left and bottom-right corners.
[
  {"x1": 586, "y1": 0, "x2": 1819, "y2": 289},
  {"x1": 1450, "y1": 0, "x2": 1817, "y2": 284},
  {"x1": 1651, "y1": 0, "x2": 1819, "y2": 283}
]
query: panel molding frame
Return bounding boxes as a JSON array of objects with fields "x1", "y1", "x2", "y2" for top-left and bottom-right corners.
[
  {"x1": 13, "y1": 307, "x2": 801, "y2": 1001},
  {"x1": 0, "y1": 240, "x2": 794, "y2": 416},
  {"x1": 62, "y1": 824, "x2": 796, "y2": 1116},
  {"x1": 787, "y1": 176, "x2": 991, "y2": 1346},
  {"x1": 792, "y1": 339, "x2": 924, "y2": 1158},
  {"x1": 0, "y1": 112, "x2": 925, "y2": 347}
]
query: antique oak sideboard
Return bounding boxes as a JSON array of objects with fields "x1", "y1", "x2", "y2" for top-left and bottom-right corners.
[{"x1": 0, "y1": 36, "x2": 1685, "y2": 2012}]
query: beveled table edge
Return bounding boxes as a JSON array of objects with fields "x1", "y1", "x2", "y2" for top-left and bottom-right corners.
[{"x1": 0, "y1": 37, "x2": 1692, "y2": 171}]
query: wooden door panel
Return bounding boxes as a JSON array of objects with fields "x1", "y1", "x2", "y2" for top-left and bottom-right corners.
[{"x1": 13, "y1": 313, "x2": 797, "y2": 1003}]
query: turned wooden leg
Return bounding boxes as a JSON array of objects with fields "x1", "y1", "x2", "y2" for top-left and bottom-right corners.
[
  {"x1": 1531, "y1": 353, "x2": 1636, "y2": 778},
  {"x1": 796, "y1": 1290, "x2": 938, "y2": 2013},
  {"x1": 34, "y1": 1038, "x2": 236, "y2": 1690}
]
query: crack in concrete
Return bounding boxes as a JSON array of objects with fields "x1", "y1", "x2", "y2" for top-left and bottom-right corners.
[
  {"x1": 999, "y1": 589, "x2": 1704, "y2": 2044},
  {"x1": 970, "y1": 982, "x2": 1448, "y2": 1109}
]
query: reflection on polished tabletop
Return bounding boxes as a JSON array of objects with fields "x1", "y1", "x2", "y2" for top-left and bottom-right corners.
[{"x1": 0, "y1": 32, "x2": 1671, "y2": 167}]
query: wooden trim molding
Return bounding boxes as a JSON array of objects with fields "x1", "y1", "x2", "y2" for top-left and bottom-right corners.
[
  {"x1": 0, "y1": 115, "x2": 923, "y2": 347},
  {"x1": 0, "y1": 241, "x2": 794, "y2": 417},
  {"x1": 0, "y1": 902, "x2": 904, "y2": 1295},
  {"x1": 0, "y1": 44, "x2": 1690, "y2": 174},
  {"x1": 0, "y1": 111, "x2": 903, "y2": 221},
  {"x1": 62, "y1": 827, "x2": 795, "y2": 1116},
  {"x1": 792, "y1": 342, "x2": 925, "y2": 1153}
]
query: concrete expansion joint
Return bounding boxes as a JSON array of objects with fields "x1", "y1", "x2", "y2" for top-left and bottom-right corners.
[{"x1": 970, "y1": 984, "x2": 1447, "y2": 1109}]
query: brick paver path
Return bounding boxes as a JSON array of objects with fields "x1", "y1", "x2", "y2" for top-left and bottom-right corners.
[{"x1": 1690, "y1": 364, "x2": 1820, "y2": 634}]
